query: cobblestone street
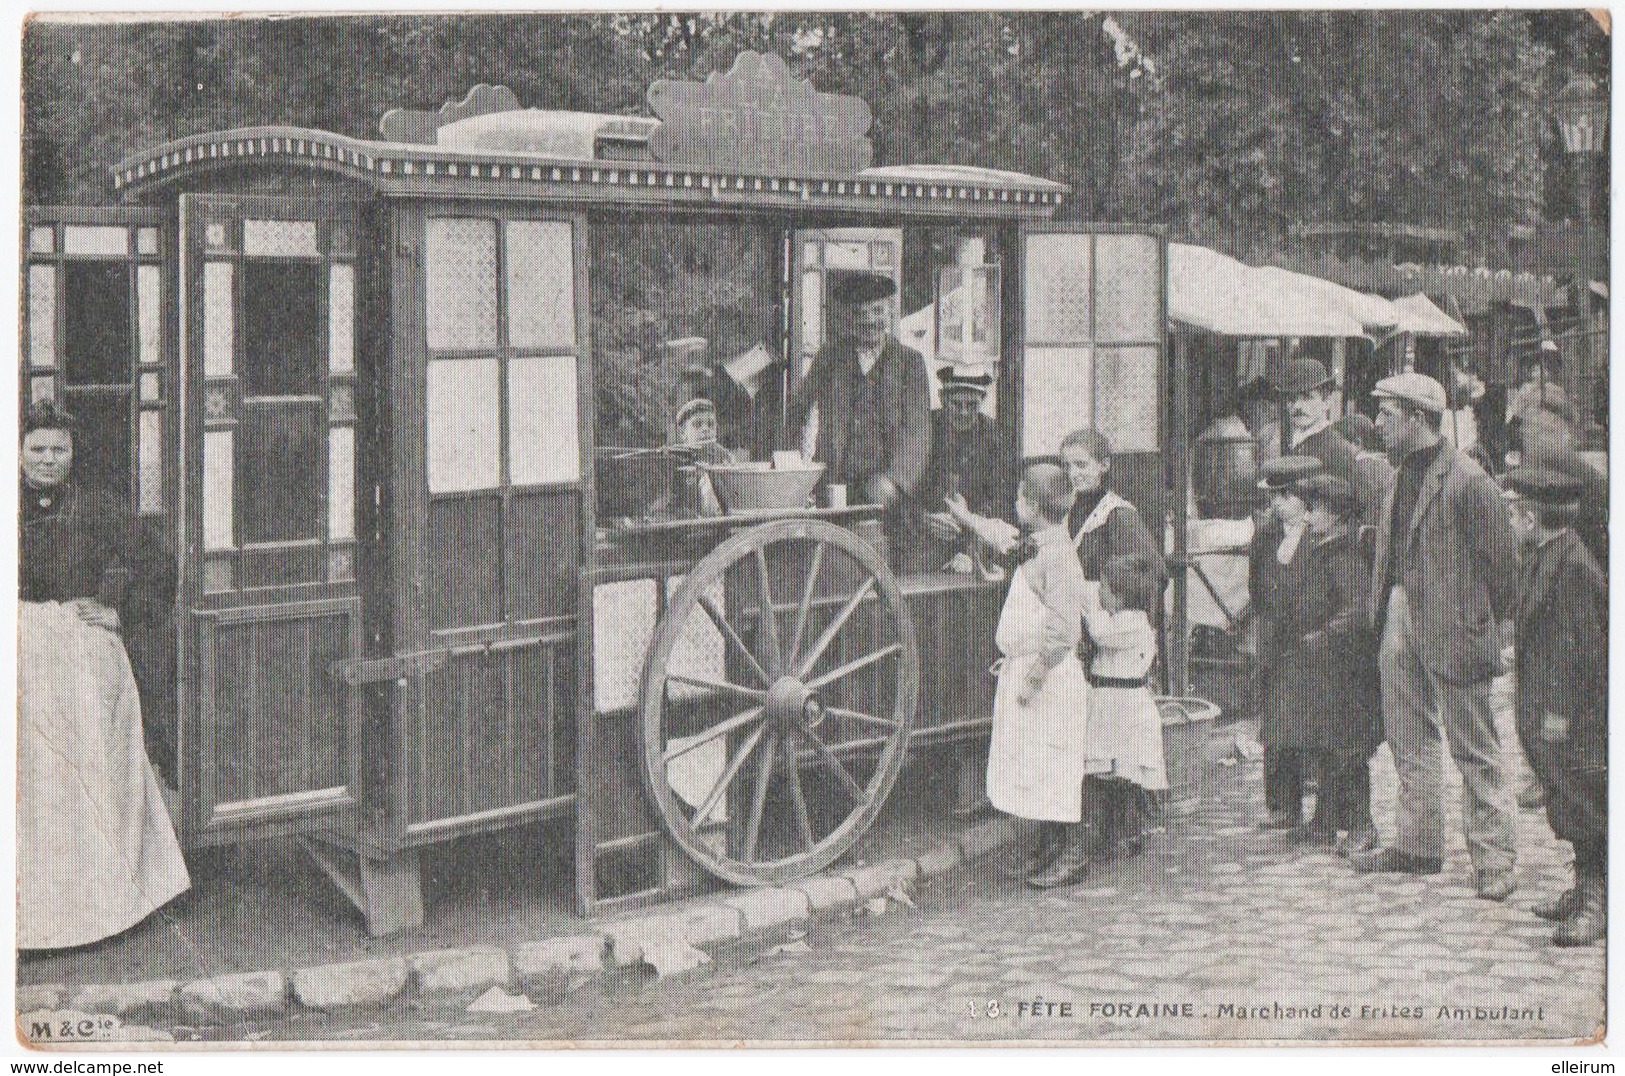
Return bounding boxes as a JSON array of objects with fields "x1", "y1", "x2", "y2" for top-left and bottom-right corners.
[{"x1": 202, "y1": 701, "x2": 1604, "y2": 1047}]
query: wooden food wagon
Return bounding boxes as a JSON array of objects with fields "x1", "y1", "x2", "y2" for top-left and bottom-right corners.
[{"x1": 25, "y1": 53, "x2": 1175, "y2": 932}]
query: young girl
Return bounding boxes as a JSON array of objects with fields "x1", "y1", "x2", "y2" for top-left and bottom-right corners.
[
  {"x1": 1034, "y1": 551, "x2": 1170, "y2": 887},
  {"x1": 986, "y1": 463, "x2": 1092, "y2": 885}
]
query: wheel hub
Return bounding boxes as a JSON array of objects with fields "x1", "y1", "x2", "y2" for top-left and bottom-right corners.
[{"x1": 764, "y1": 676, "x2": 819, "y2": 730}]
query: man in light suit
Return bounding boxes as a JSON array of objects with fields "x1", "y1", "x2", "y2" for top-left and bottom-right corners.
[
  {"x1": 1353, "y1": 373, "x2": 1520, "y2": 902},
  {"x1": 785, "y1": 273, "x2": 931, "y2": 561}
]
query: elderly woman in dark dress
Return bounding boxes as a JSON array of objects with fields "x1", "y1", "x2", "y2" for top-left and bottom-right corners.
[{"x1": 19, "y1": 402, "x2": 188, "y2": 949}]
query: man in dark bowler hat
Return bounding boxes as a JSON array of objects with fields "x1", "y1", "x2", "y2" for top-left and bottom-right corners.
[
  {"x1": 1270, "y1": 357, "x2": 1387, "y2": 526},
  {"x1": 920, "y1": 364, "x2": 1008, "y2": 572},
  {"x1": 785, "y1": 272, "x2": 931, "y2": 557},
  {"x1": 1503, "y1": 467, "x2": 1607, "y2": 945}
]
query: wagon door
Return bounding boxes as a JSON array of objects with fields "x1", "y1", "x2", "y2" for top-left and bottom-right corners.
[
  {"x1": 382, "y1": 206, "x2": 589, "y2": 846},
  {"x1": 1017, "y1": 226, "x2": 1185, "y2": 687},
  {"x1": 177, "y1": 194, "x2": 364, "y2": 844},
  {"x1": 23, "y1": 208, "x2": 175, "y2": 539}
]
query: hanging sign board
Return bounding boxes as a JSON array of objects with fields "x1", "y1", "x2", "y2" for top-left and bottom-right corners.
[{"x1": 647, "y1": 51, "x2": 874, "y2": 176}]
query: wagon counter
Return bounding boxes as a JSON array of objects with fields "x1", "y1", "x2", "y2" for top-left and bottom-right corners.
[{"x1": 58, "y1": 51, "x2": 1173, "y2": 933}]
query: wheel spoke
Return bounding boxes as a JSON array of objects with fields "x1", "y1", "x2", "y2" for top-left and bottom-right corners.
[
  {"x1": 782, "y1": 732, "x2": 816, "y2": 851},
  {"x1": 791, "y1": 720, "x2": 865, "y2": 802},
  {"x1": 693, "y1": 722, "x2": 768, "y2": 827},
  {"x1": 663, "y1": 706, "x2": 765, "y2": 764},
  {"x1": 696, "y1": 592, "x2": 772, "y2": 687},
  {"x1": 665, "y1": 673, "x2": 767, "y2": 704},
  {"x1": 785, "y1": 541, "x2": 826, "y2": 671},
  {"x1": 794, "y1": 576, "x2": 877, "y2": 680},
  {"x1": 742, "y1": 728, "x2": 779, "y2": 864},
  {"x1": 806, "y1": 642, "x2": 902, "y2": 691},
  {"x1": 824, "y1": 706, "x2": 901, "y2": 733},
  {"x1": 753, "y1": 546, "x2": 784, "y2": 676}
]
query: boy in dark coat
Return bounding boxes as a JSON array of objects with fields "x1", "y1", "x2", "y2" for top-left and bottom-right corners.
[
  {"x1": 1504, "y1": 467, "x2": 1608, "y2": 946},
  {"x1": 1249, "y1": 454, "x2": 1323, "y2": 830},
  {"x1": 1295, "y1": 474, "x2": 1383, "y2": 853}
]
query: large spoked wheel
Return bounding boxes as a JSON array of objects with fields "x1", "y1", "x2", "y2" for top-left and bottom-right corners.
[{"x1": 638, "y1": 518, "x2": 919, "y2": 886}]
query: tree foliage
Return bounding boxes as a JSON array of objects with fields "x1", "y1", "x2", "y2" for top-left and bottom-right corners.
[{"x1": 24, "y1": 11, "x2": 1604, "y2": 259}]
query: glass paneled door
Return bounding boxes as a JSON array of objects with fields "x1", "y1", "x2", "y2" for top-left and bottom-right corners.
[
  {"x1": 23, "y1": 207, "x2": 175, "y2": 535},
  {"x1": 383, "y1": 205, "x2": 589, "y2": 846},
  {"x1": 177, "y1": 194, "x2": 363, "y2": 844}
]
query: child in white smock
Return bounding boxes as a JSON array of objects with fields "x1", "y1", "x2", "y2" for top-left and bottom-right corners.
[
  {"x1": 1080, "y1": 552, "x2": 1169, "y2": 790},
  {"x1": 985, "y1": 464, "x2": 1092, "y2": 883}
]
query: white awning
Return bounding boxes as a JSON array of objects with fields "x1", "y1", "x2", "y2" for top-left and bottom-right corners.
[
  {"x1": 1251, "y1": 265, "x2": 1398, "y2": 334},
  {"x1": 1391, "y1": 293, "x2": 1469, "y2": 337},
  {"x1": 1169, "y1": 245, "x2": 1366, "y2": 338}
]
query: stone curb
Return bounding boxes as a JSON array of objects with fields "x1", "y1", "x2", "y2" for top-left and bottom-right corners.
[{"x1": 24, "y1": 823, "x2": 1015, "y2": 1023}]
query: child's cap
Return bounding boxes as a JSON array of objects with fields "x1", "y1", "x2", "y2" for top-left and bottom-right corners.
[
  {"x1": 1503, "y1": 466, "x2": 1583, "y2": 508},
  {"x1": 674, "y1": 397, "x2": 717, "y2": 429}
]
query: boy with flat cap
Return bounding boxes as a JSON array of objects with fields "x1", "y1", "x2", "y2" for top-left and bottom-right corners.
[
  {"x1": 785, "y1": 272, "x2": 931, "y2": 559},
  {"x1": 1504, "y1": 467, "x2": 1608, "y2": 945}
]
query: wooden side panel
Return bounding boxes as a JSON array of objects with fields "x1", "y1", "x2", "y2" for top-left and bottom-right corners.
[
  {"x1": 387, "y1": 206, "x2": 591, "y2": 845},
  {"x1": 506, "y1": 489, "x2": 579, "y2": 620},
  {"x1": 902, "y1": 576, "x2": 1001, "y2": 742},
  {"x1": 195, "y1": 598, "x2": 360, "y2": 839},
  {"x1": 402, "y1": 635, "x2": 576, "y2": 837}
]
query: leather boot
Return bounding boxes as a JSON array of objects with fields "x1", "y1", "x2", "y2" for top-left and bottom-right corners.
[
  {"x1": 1027, "y1": 822, "x2": 1089, "y2": 889},
  {"x1": 1087, "y1": 795, "x2": 1115, "y2": 858},
  {"x1": 1532, "y1": 886, "x2": 1581, "y2": 922},
  {"x1": 1023, "y1": 822, "x2": 1060, "y2": 878},
  {"x1": 1115, "y1": 784, "x2": 1146, "y2": 855},
  {"x1": 1554, "y1": 875, "x2": 1606, "y2": 947}
]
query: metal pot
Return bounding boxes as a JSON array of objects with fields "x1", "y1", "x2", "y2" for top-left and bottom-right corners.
[{"x1": 1193, "y1": 415, "x2": 1260, "y2": 519}]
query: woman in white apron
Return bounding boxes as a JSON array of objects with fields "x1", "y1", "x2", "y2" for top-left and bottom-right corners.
[
  {"x1": 985, "y1": 465, "x2": 1092, "y2": 885},
  {"x1": 1060, "y1": 427, "x2": 1167, "y2": 861},
  {"x1": 19, "y1": 404, "x2": 189, "y2": 950}
]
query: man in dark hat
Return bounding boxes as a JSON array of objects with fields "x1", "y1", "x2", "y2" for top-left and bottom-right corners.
[
  {"x1": 785, "y1": 272, "x2": 931, "y2": 558},
  {"x1": 919, "y1": 365, "x2": 1009, "y2": 573},
  {"x1": 1265, "y1": 357, "x2": 1385, "y2": 525},
  {"x1": 1355, "y1": 372, "x2": 1520, "y2": 902},
  {"x1": 1503, "y1": 467, "x2": 1607, "y2": 945}
]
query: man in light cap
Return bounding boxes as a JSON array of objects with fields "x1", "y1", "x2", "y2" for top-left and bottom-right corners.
[
  {"x1": 1354, "y1": 372, "x2": 1520, "y2": 901},
  {"x1": 786, "y1": 272, "x2": 931, "y2": 558},
  {"x1": 919, "y1": 364, "x2": 1009, "y2": 573}
]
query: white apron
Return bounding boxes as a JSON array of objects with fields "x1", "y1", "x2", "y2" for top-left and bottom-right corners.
[
  {"x1": 18, "y1": 602, "x2": 190, "y2": 950},
  {"x1": 985, "y1": 565, "x2": 1092, "y2": 822}
]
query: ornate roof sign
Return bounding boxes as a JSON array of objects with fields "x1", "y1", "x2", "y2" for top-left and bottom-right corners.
[{"x1": 646, "y1": 51, "x2": 873, "y2": 176}]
